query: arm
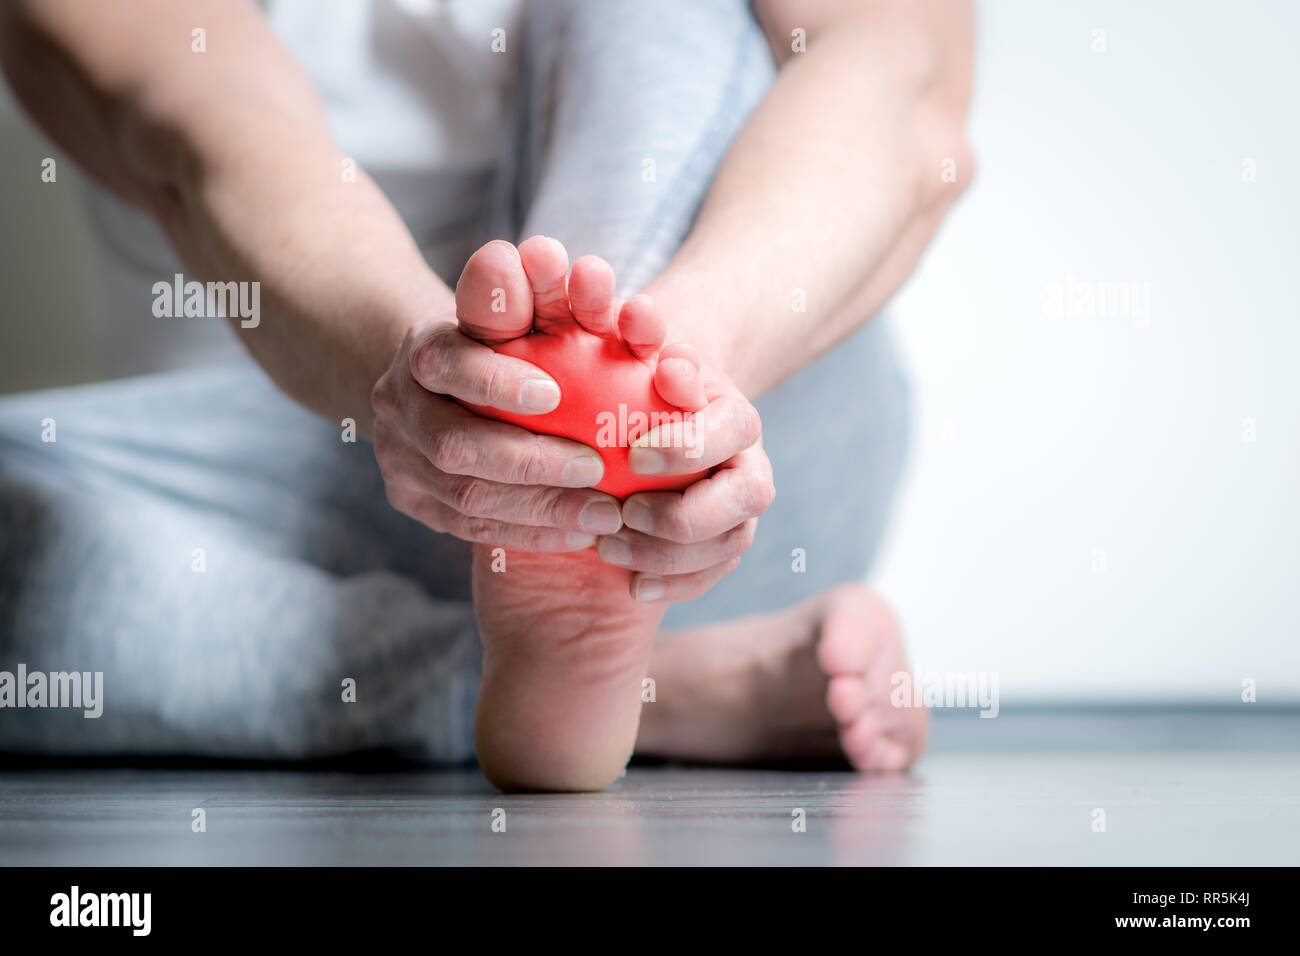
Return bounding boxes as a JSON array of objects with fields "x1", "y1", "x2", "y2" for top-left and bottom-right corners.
[
  {"x1": 0, "y1": 0, "x2": 440, "y2": 426},
  {"x1": 645, "y1": 0, "x2": 975, "y2": 397},
  {"x1": 0, "y1": 0, "x2": 622, "y2": 551},
  {"x1": 597, "y1": 0, "x2": 972, "y2": 591}
]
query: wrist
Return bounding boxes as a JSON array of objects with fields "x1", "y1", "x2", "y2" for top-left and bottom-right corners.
[{"x1": 367, "y1": 277, "x2": 456, "y2": 386}]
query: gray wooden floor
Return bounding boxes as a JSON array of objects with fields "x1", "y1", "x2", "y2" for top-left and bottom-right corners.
[{"x1": 2, "y1": 709, "x2": 1297, "y2": 866}]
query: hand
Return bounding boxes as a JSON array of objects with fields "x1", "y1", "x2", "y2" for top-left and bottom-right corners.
[
  {"x1": 371, "y1": 317, "x2": 627, "y2": 550},
  {"x1": 595, "y1": 343, "x2": 775, "y2": 602}
]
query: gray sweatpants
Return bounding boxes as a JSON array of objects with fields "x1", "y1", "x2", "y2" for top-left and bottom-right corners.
[{"x1": 0, "y1": 0, "x2": 909, "y2": 763}]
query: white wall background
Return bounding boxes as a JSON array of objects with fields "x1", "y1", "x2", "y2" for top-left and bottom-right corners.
[
  {"x1": 873, "y1": 0, "x2": 1300, "y2": 701},
  {"x1": 1, "y1": 1, "x2": 1296, "y2": 701}
]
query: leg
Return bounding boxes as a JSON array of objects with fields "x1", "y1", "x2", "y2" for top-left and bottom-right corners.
[
  {"x1": 0, "y1": 364, "x2": 480, "y2": 763},
  {"x1": 432, "y1": 0, "x2": 777, "y2": 790},
  {"x1": 497, "y1": 0, "x2": 921, "y2": 768},
  {"x1": 494, "y1": 0, "x2": 775, "y2": 294},
  {"x1": 455, "y1": 238, "x2": 678, "y2": 791},
  {"x1": 666, "y1": 318, "x2": 912, "y2": 625},
  {"x1": 499, "y1": 0, "x2": 912, "y2": 615},
  {"x1": 637, "y1": 321, "x2": 926, "y2": 771}
]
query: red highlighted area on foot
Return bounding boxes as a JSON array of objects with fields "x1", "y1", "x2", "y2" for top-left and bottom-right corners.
[{"x1": 462, "y1": 323, "x2": 707, "y2": 498}]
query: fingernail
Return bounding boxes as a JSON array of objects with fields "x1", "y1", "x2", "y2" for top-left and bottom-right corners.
[
  {"x1": 597, "y1": 536, "x2": 632, "y2": 566},
  {"x1": 565, "y1": 531, "x2": 597, "y2": 550},
  {"x1": 634, "y1": 575, "x2": 665, "y2": 602},
  {"x1": 622, "y1": 499, "x2": 653, "y2": 534},
  {"x1": 563, "y1": 453, "x2": 604, "y2": 486},
  {"x1": 629, "y1": 446, "x2": 665, "y2": 475},
  {"x1": 579, "y1": 500, "x2": 622, "y2": 534},
  {"x1": 519, "y1": 377, "x2": 560, "y2": 413}
]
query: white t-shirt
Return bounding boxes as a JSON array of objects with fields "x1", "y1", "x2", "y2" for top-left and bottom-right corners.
[{"x1": 82, "y1": 0, "x2": 523, "y2": 377}]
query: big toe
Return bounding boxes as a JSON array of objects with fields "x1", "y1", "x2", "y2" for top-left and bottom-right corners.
[
  {"x1": 455, "y1": 240, "x2": 534, "y2": 343},
  {"x1": 815, "y1": 584, "x2": 897, "y2": 677}
]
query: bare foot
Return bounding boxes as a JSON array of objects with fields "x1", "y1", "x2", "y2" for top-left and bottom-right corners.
[
  {"x1": 456, "y1": 237, "x2": 698, "y2": 791},
  {"x1": 636, "y1": 583, "x2": 929, "y2": 771},
  {"x1": 459, "y1": 240, "x2": 708, "y2": 498}
]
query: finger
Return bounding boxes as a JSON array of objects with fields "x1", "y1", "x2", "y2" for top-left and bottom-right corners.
[
  {"x1": 653, "y1": 357, "x2": 707, "y2": 412},
  {"x1": 408, "y1": 396, "x2": 606, "y2": 487},
  {"x1": 408, "y1": 496, "x2": 599, "y2": 552},
  {"x1": 382, "y1": 429, "x2": 622, "y2": 532},
  {"x1": 381, "y1": 471, "x2": 596, "y2": 550},
  {"x1": 628, "y1": 393, "x2": 761, "y2": 476},
  {"x1": 411, "y1": 324, "x2": 560, "y2": 415},
  {"x1": 620, "y1": 447, "x2": 774, "y2": 543},
  {"x1": 627, "y1": 557, "x2": 742, "y2": 604},
  {"x1": 595, "y1": 519, "x2": 755, "y2": 575},
  {"x1": 518, "y1": 234, "x2": 572, "y2": 323},
  {"x1": 428, "y1": 474, "x2": 624, "y2": 534},
  {"x1": 617, "y1": 294, "x2": 666, "y2": 361},
  {"x1": 567, "y1": 255, "x2": 618, "y2": 335}
]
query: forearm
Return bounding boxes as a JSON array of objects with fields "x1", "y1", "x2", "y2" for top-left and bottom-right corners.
[
  {"x1": 163, "y1": 109, "x2": 452, "y2": 430},
  {"x1": 0, "y1": 0, "x2": 449, "y2": 430},
  {"x1": 644, "y1": 0, "x2": 974, "y2": 397}
]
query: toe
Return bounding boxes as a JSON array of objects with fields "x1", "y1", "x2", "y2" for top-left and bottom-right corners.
[
  {"x1": 815, "y1": 583, "x2": 898, "y2": 677},
  {"x1": 837, "y1": 714, "x2": 882, "y2": 771},
  {"x1": 568, "y1": 255, "x2": 618, "y2": 335},
  {"x1": 826, "y1": 674, "x2": 870, "y2": 724},
  {"x1": 617, "y1": 294, "x2": 667, "y2": 360},
  {"x1": 455, "y1": 240, "x2": 534, "y2": 343},
  {"x1": 815, "y1": 613, "x2": 874, "y2": 677},
  {"x1": 653, "y1": 358, "x2": 707, "y2": 412},
  {"x1": 872, "y1": 738, "x2": 912, "y2": 771},
  {"x1": 519, "y1": 235, "x2": 571, "y2": 323}
]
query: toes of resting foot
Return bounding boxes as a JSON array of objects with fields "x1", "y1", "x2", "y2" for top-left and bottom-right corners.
[
  {"x1": 816, "y1": 617, "x2": 875, "y2": 677},
  {"x1": 839, "y1": 709, "x2": 914, "y2": 772},
  {"x1": 826, "y1": 674, "x2": 870, "y2": 724},
  {"x1": 865, "y1": 735, "x2": 911, "y2": 772},
  {"x1": 816, "y1": 584, "x2": 898, "y2": 677},
  {"x1": 455, "y1": 240, "x2": 534, "y2": 342},
  {"x1": 518, "y1": 235, "x2": 571, "y2": 322},
  {"x1": 568, "y1": 255, "x2": 618, "y2": 335},
  {"x1": 838, "y1": 714, "x2": 883, "y2": 771},
  {"x1": 617, "y1": 294, "x2": 667, "y2": 361}
]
